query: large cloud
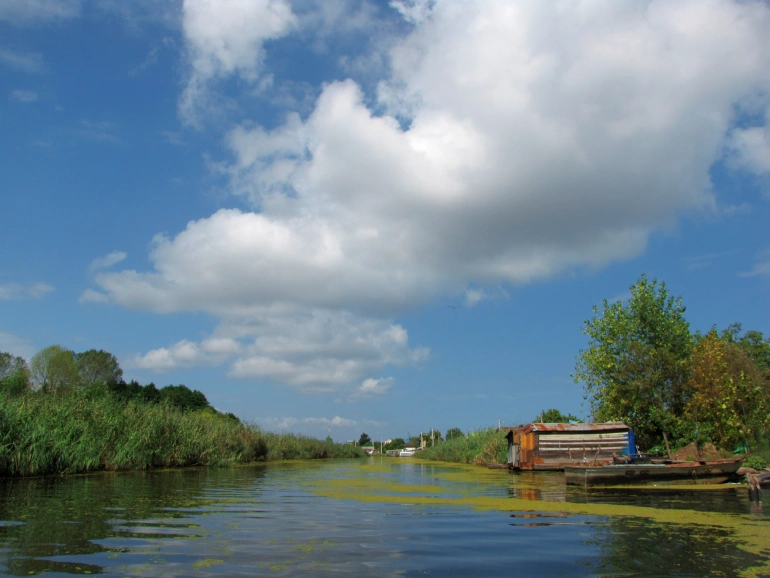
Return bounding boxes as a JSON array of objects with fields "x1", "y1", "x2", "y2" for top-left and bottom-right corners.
[{"x1": 94, "y1": 0, "x2": 770, "y2": 392}]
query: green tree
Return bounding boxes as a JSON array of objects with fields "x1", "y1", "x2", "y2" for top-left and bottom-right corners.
[
  {"x1": 383, "y1": 438, "x2": 406, "y2": 451},
  {"x1": 30, "y1": 345, "x2": 80, "y2": 394},
  {"x1": 688, "y1": 329, "x2": 769, "y2": 449},
  {"x1": 75, "y1": 349, "x2": 123, "y2": 386},
  {"x1": 159, "y1": 384, "x2": 209, "y2": 411},
  {"x1": 0, "y1": 352, "x2": 31, "y2": 395},
  {"x1": 446, "y1": 427, "x2": 465, "y2": 441},
  {"x1": 574, "y1": 275, "x2": 693, "y2": 449},
  {"x1": 358, "y1": 432, "x2": 372, "y2": 446},
  {"x1": 536, "y1": 409, "x2": 579, "y2": 423},
  {"x1": 720, "y1": 323, "x2": 770, "y2": 372}
]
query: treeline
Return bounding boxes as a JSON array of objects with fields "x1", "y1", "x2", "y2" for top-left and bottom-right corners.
[
  {"x1": 0, "y1": 345, "x2": 363, "y2": 477},
  {"x1": 575, "y1": 275, "x2": 770, "y2": 453},
  {"x1": 0, "y1": 346, "x2": 223, "y2": 414}
]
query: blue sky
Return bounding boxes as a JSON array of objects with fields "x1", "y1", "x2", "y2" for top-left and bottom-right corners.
[{"x1": 2, "y1": 0, "x2": 769, "y2": 442}]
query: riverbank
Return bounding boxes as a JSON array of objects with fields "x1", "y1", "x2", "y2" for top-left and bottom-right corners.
[
  {"x1": 417, "y1": 427, "x2": 508, "y2": 465},
  {"x1": 0, "y1": 389, "x2": 363, "y2": 477}
]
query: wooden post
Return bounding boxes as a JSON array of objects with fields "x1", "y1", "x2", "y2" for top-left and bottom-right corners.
[
  {"x1": 747, "y1": 472, "x2": 760, "y2": 502},
  {"x1": 662, "y1": 432, "x2": 673, "y2": 460}
]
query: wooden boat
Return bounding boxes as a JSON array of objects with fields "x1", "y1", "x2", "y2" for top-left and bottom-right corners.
[{"x1": 564, "y1": 457, "x2": 744, "y2": 486}]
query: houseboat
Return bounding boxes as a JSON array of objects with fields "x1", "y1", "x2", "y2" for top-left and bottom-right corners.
[{"x1": 505, "y1": 422, "x2": 634, "y2": 471}]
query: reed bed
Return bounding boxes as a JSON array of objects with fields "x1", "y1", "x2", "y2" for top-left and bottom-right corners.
[
  {"x1": 0, "y1": 390, "x2": 363, "y2": 477},
  {"x1": 418, "y1": 427, "x2": 508, "y2": 465}
]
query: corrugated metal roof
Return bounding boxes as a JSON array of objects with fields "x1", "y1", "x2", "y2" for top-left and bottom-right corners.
[{"x1": 520, "y1": 422, "x2": 629, "y2": 434}]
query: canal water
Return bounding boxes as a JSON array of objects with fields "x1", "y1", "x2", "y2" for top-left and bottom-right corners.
[{"x1": 0, "y1": 458, "x2": 768, "y2": 577}]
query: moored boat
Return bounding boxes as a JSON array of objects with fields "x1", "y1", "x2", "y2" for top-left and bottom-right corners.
[{"x1": 564, "y1": 457, "x2": 744, "y2": 486}]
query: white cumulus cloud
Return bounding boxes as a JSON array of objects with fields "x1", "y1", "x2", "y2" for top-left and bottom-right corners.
[{"x1": 90, "y1": 0, "x2": 770, "y2": 394}]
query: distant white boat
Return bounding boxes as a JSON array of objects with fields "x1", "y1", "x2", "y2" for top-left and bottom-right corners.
[{"x1": 399, "y1": 448, "x2": 416, "y2": 457}]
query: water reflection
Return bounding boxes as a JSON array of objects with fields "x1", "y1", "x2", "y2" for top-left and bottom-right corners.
[{"x1": 0, "y1": 461, "x2": 767, "y2": 577}]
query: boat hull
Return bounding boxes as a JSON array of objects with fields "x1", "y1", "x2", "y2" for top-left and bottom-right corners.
[{"x1": 564, "y1": 458, "x2": 743, "y2": 486}]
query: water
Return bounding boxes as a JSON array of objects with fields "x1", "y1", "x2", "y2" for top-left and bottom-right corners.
[{"x1": 0, "y1": 459, "x2": 768, "y2": 577}]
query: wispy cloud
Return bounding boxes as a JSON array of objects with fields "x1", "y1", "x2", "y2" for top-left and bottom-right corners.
[
  {"x1": 9, "y1": 89, "x2": 38, "y2": 102},
  {"x1": 79, "y1": 289, "x2": 109, "y2": 303},
  {"x1": 255, "y1": 415, "x2": 357, "y2": 431},
  {"x1": 0, "y1": 0, "x2": 81, "y2": 25},
  {"x1": 352, "y1": 376, "x2": 394, "y2": 398},
  {"x1": 72, "y1": 119, "x2": 121, "y2": 143},
  {"x1": 303, "y1": 416, "x2": 357, "y2": 427},
  {"x1": 0, "y1": 282, "x2": 54, "y2": 301},
  {"x1": 89, "y1": 250, "x2": 127, "y2": 271},
  {"x1": 740, "y1": 249, "x2": 770, "y2": 278},
  {"x1": 0, "y1": 331, "x2": 36, "y2": 360},
  {"x1": 685, "y1": 249, "x2": 741, "y2": 272},
  {"x1": 464, "y1": 287, "x2": 509, "y2": 307},
  {"x1": 159, "y1": 130, "x2": 187, "y2": 146},
  {"x1": 128, "y1": 46, "x2": 159, "y2": 77},
  {"x1": 0, "y1": 50, "x2": 44, "y2": 72},
  {"x1": 608, "y1": 290, "x2": 631, "y2": 304}
]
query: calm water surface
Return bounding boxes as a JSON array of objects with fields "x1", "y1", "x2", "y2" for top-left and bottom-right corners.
[{"x1": 0, "y1": 458, "x2": 768, "y2": 577}]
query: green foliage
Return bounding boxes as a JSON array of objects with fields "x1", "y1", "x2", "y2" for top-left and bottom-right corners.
[
  {"x1": 0, "y1": 388, "x2": 363, "y2": 477},
  {"x1": 537, "y1": 409, "x2": 578, "y2": 423},
  {"x1": 358, "y1": 432, "x2": 372, "y2": 446},
  {"x1": 419, "y1": 428, "x2": 507, "y2": 465},
  {"x1": 574, "y1": 275, "x2": 693, "y2": 449},
  {"x1": 688, "y1": 329, "x2": 770, "y2": 449},
  {"x1": 158, "y1": 384, "x2": 209, "y2": 411},
  {"x1": 383, "y1": 438, "x2": 406, "y2": 451},
  {"x1": 445, "y1": 427, "x2": 465, "y2": 441},
  {"x1": 742, "y1": 455, "x2": 767, "y2": 471},
  {"x1": 260, "y1": 432, "x2": 364, "y2": 461},
  {"x1": 30, "y1": 345, "x2": 80, "y2": 394},
  {"x1": 0, "y1": 352, "x2": 31, "y2": 396},
  {"x1": 721, "y1": 323, "x2": 770, "y2": 371},
  {"x1": 75, "y1": 349, "x2": 123, "y2": 386}
]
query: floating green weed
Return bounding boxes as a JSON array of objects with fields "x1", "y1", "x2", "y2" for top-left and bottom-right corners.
[
  {"x1": 305, "y1": 460, "x2": 770, "y2": 578},
  {"x1": 192, "y1": 558, "x2": 224, "y2": 570}
]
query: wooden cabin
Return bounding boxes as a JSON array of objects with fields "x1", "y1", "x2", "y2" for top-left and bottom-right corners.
[{"x1": 505, "y1": 422, "x2": 634, "y2": 470}]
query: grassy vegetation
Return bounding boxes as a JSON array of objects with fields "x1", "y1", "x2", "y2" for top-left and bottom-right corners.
[
  {"x1": 0, "y1": 389, "x2": 363, "y2": 477},
  {"x1": 417, "y1": 427, "x2": 508, "y2": 465}
]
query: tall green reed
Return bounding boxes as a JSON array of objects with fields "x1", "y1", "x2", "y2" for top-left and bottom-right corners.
[
  {"x1": 0, "y1": 389, "x2": 362, "y2": 477},
  {"x1": 418, "y1": 427, "x2": 508, "y2": 465}
]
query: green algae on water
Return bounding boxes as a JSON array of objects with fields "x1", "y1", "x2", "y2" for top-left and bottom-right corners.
[{"x1": 303, "y1": 459, "x2": 770, "y2": 577}]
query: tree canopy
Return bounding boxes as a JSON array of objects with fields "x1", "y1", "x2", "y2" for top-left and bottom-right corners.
[
  {"x1": 75, "y1": 349, "x2": 123, "y2": 386},
  {"x1": 575, "y1": 275, "x2": 769, "y2": 451},
  {"x1": 0, "y1": 352, "x2": 31, "y2": 395},
  {"x1": 30, "y1": 345, "x2": 79, "y2": 394},
  {"x1": 358, "y1": 432, "x2": 372, "y2": 446},
  {"x1": 536, "y1": 409, "x2": 578, "y2": 423}
]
